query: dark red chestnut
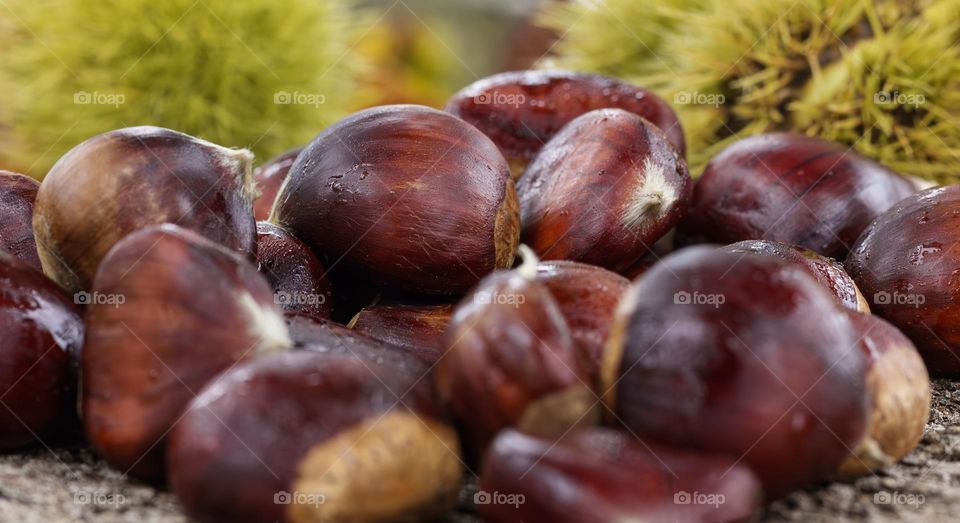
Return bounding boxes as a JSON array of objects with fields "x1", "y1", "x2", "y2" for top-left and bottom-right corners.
[
  {"x1": 722, "y1": 240, "x2": 868, "y2": 313},
  {"x1": 83, "y1": 224, "x2": 291, "y2": 480},
  {"x1": 285, "y1": 313, "x2": 440, "y2": 367},
  {"x1": 479, "y1": 428, "x2": 763, "y2": 523},
  {"x1": 272, "y1": 105, "x2": 520, "y2": 295},
  {"x1": 603, "y1": 246, "x2": 868, "y2": 499},
  {"x1": 679, "y1": 133, "x2": 916, "y2": 259},
  {"x1": 34, "y1": 126, "x2": 257, "y2": 293},
  {"x1": 518, "y1": 109, "x2": 691, "y2": 272},
  {"x1": 348, "y1": 303, "x2": 453, "y2": 364},
  {"x1": 445, "y1": 70, "x2": 685, "y2": 177},
  {"x1": 256, "y1": 222, "x2": 331, "y2": 320},
  {"x1": 253, "y1": 146, "x2": 302, "y2": 221},
  {"x1": 168, "y1": 350, "x2": 461, "y2": 523},
  {"x1": 0, "y1": 251, "x2": 83, "y2": 448},
  {"x1": 0, "y1": 170, "x2": 42, "y2": 270}
]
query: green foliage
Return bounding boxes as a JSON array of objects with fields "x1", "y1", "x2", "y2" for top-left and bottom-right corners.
[{"x1": 0, "y1": 0, "x2": 367, "y2": 176}]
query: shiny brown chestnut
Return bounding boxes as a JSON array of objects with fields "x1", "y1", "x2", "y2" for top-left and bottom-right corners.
[
  {"x1": 603, "y1": 246, "x2": 868, "y2": 499},
  {"x1": 518, "y1": 109, "x2": 691, "y2": 272},
  {"x1": 168, "y1": 350, "x2": 461, "y2": 523},
  {"x1": 679, "y1": 133, "x2": 916, "y2": 259},
  {"x1": 479, "y1": 428, "x2": 763, "y2": 523},
  {"x1": 837, "y1": 311, "x2": 930, "y2": 478},
  {"x1": 348, "y1": 303, "x2": 453, "y2": 364},
  {"x1": 721, "y1": 240, "x2": 869, "y2": 313},
  {"x1": 285, "y1": 313, "x2": 440, "y2": 367},
  {"x1": 253, "y1": 147, "x2": 302, "y2": 221},
  {"x1": 82, "y1": 224, "x2": 291, "y2": 480},
  {"x1": 0, "y1": 252, "x2": 83, "y2": 448},
  {"x1": 846, "y1": 185, "x2": 960, "y2": 375},
  {"x1": 445, "y1": 70, "x2": 685, "y2": 177},
  {"x1": 272, "y1": 105, "x2": 520, "y2": 295},
  {"x1": 0, "y1": 170, "x2": 42, "y2": 270},
  {"x1": 34, "y1": 126, "x2": 256, "y2": 293},
  {"x1": 256, "y1": 222, "x2": 331, "y2": 320}
]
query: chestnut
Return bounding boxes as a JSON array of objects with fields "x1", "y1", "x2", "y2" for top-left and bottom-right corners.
[
  {"x1": 518, "y1": 109, "x2": 691, "y2": 272},
  {"x1": 348, "y1": 303, "x2": 453, "y2": 364},
  {"x1": 0, "y1": 170, "x2": 42, "y2": 270},
  {"x1": 82, "y1": 224, "x2": 291, "y2": 480},
  {"x1": 167, "y1": 349, "x2": 461, "y2": 523},
  {"x1": 33, "y1": 126, "x2": 257, "y2": 293},
  {"x1": 285, "y1": 313, "x2": 439, "y2": 367},
  {"x1": 846, "y1": 185, "x2": 960, "y2": 375},
  {"x1": 479, "y1": 428, "x2": 762, "y2": 523},
  {"x1": 436, "y1": 248, "x2": 597, "y2": 455},
  {"x1": 721, "y1": 240, "x2": 869, "y2": 313},
  {"x1": 445, "y1": 70, "x2": 685, "y2": 177},
  {"x1": 678, "y1": 133, "x2": 915, "y2": 259},
  {"x1": 256, "y1": 222, "x2": 332, "y2": 320},
  {"x1": 0, "y1": 251, "x2": 83, "y2": 448},
  {"x1": 837, "y1": 311, "x2": 930, "y2": 478},
  {"x1": 253, "y1": 146, "x2": 302, "y2": 221},
  {"x1": 272, "y1": 105, "x2": 520, "y2": 295},
  {"x1": 603, "y1": 246, "x2": 868, "y2": 499}
]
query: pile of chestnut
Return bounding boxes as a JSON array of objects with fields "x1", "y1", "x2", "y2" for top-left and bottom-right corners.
[{"x1": 0, "y1": 69, "x2": 948, "y2": 522}]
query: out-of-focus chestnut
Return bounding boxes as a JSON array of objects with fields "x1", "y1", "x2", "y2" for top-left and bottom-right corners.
[
  {"x1": 837, "y1": 311, "x2": 930, "y2": 479},
  {"x1": 0, "y1": 252, "x2": 83, "y2": 448},
  {"x1": 479, "y1": 428, "x2": 763, "y2": 523},
  {"x1": 846, "y1": 185, "x2": 960, "y2": 375},
  {"x1": 256, "y1": 222, "x2": 331, "y2": 320},
  {"x1": 0, "y1": 170, "x2": 42, "y2": 270},
  {"x1": 272, "y1": 105, "x2": 520, "y2": 295},
  {"x1": 82, "y1": 224, "x2": 291, "y2": 480},
  {"x1": 348, "y1": 303, "x2": 453, "y2": 364},
  {"x1": 285, "y1": 313, "x2": 440, "y2": 367},
  {"x1": 445, "y1": 71, "x2": 685, "y2": 177},
  {"x1": 518, "y1": 109, "x2": 691, "y2": 272},
  {"x1": 33, "y1": 126, "x2": 257, "y2": 293},
  {"x1": 679, "y1": 133, "x2": 916, "y2": 259},
  {"x1": 603, "y1": 246, "x2": 868, "y2": 499},
  {"x1": 722, "y1": 240, "x2": 869, "y2": 313},
  {"x1": 168, "y1": 350, "x2": 461, "y2": 523},
  {"x1": 253, "y1": 147, "x2": 302, "y2": 221}
]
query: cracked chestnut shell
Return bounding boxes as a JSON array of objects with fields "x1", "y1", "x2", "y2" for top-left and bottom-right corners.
[
  {"x1": 34, "y1": 126, "x2": 256, "y2": 293},
  {"x1": 445, "y1": 70, "x2": 685, "y2": 177},
  {"x1": 518, "y1": 109, "x2": 691, "y2": 272},
  {"x1": 0, "y1": 252, "x2": 83, "y2": 448},
  {"x1": 82, "y1": 224, "x2": 291, "y2": 480},
  {"x1": 256, "y1": 222, "x2": 331, "y2": 320},
  {"x1": 272, "y1": 105, "x2": 520, "y2": 295},
  {"x1": 480, "y1": 428, "x2": 763, "y2": 523},
  {"x1": 603, "y1": 246, "x2": 868, "y2": 499},
  {"x1": 348, "y1": 303, "x2": 453, "y2": 364},
  {"x1": 679, "y1": 133, "x2": 915, "y2": 259},
  {"x1": 0, "y1": 170, "x2": 41, "y2": 270},
  {"x1": 168, "y1": 349, "x2": 461, "y2": 523},
  {"x1": 253, "y1": 147, "x2": 302, "y2": 221}
]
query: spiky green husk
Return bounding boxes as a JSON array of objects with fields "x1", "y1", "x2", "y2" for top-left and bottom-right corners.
[
  {"x1": 0, "y1": 0, "x2": 367, "y2": 177},
  {"x1": 539, "y1": 0, "x2": 960, "y2": 183}
]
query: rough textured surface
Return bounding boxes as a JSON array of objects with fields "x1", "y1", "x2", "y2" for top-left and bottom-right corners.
[{"x1": 0, "y1": 380, "x2": 957, "y2": 522}]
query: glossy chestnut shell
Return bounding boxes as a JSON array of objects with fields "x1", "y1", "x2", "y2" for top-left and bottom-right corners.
[
  {"x1": 253, "y1": 147, "x2": 302, "y2": 221},
  {"x1": 0, "y1": 171, "x2": 42, "y2": 270},
  {"x1": 256, "y1": 222, "x2": 331, "y2": 320}
]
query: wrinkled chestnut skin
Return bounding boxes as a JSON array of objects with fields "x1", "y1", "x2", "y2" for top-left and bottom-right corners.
[
  {"x1": 722, "y1": 240, "x2": 868, "y2": 313},
  {"x1": 348, "y1": 303, "x2": 453, "y2": 364},
  {"x1": 256, "y1": 222, "x2": 331, "y2": 320},
  {"x1": 838, "y1": 312, "x2": 930, "y2": 478},
  {"x1": 679, "y1": 133, "x2": 915, "y2": 259},
  {"x1": 445, "y1": 71, "x2": 686, "y2": 176},
  {"x1": 535, "y1": 261, "x2": 628, "y2": 387},
  {"x1": 0, "y1": 171, "x2": 41, "y2": 270},
  {"x1": 272, "y1": 105, "x2": 520, "y2": 295},
  {"x1": 168, "y1": 350, "x2": 460, "y2": 523},
  {"x1": 518, "y1": 109, "x2": 691, "y2": 272},
  {"x1": 83, "y1": 224, "x2": 290, "y2": 480},
  {"x1": 846, "y1": 186, "x2": 960, "y2": 375},
  {"x1": 254, "y1": 147, "x2": 302, "y2": 221},
  {"x1": 480, "y1": 428, "x2": 763, "y2": 523},
  {"x1": 34, "y1": 126, "x2": 256, "y2": 293},
  {"x1": 0, "y1": 252, "x2": 83, "y2": 448},
  {"x1": 604, "y1": 247, "x2": 868, "y2": 499}
]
